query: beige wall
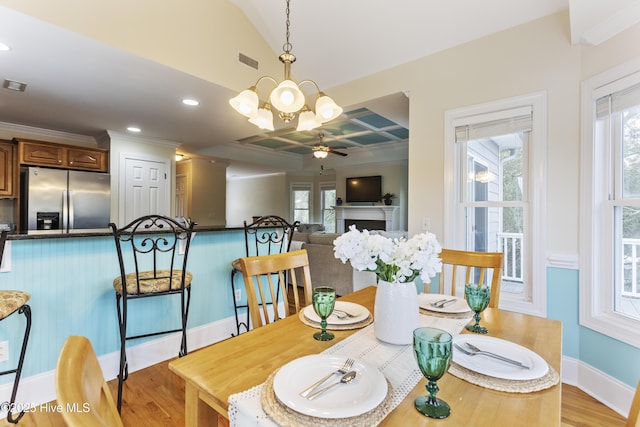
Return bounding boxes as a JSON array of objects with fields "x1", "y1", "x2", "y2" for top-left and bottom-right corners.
[
  {"x1": 226, "y1": 174, "x2": 287, "y2": 226},
  {"x1": 178, "y1": 158, "x2": 227, "y2": 226},
  {"x1": 329, "y1": 11, "x2": 584, "y2": 255}
]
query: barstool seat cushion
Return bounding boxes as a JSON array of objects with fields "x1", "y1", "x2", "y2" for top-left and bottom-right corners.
[
  {"x1": 113, "y1": 270, "x2": 193, "y2": 295},
  {"x1": 0, "y1": 291, "x2": 30, "y2": 320}
]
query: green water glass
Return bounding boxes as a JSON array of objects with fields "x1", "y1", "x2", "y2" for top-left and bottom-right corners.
[
  {"x1": 413, "y1": 327, "x2": 452, "y2": 419},
  {"x1": 312, "y1": 287, "x2": 336, "y2": 341},
  {"x1": 465, "y1": 283, "x2": 491, "y2": 334}
]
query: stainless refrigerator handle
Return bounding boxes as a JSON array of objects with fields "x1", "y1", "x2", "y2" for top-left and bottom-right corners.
[
  {"x1": 62, "y1": 189, "x2": 68, "y2": 231},
  {"x1": 68, "y1": 190, "x2": 74, "y2": 230}
]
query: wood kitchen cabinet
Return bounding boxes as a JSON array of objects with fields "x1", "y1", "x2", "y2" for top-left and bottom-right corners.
[
  {"x1": 0, "y1": 139, "x2": 17, "y2": 198},
  {"x1": 16, "y1": 139, "x2": 108, "y2": 172}
]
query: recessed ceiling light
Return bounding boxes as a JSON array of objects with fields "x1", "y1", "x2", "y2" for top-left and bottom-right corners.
[
  {"x1": 182, "y1": 98, "x2": 199, "y2": 106},
  {"x1": 0, "y1": 42, "x2": 10, "y2": 52},
  {"x1": 127, "y1": 126, "x2": 141, "y2": 133}
]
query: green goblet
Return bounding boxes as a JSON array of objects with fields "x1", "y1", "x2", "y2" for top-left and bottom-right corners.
[
  {"x1": 312, "y1": 287, "x2": 336, "y2": 341},
  {"x1": 465, "y1": 283, "x2": 491, "y2": 334},
  {"x1": 413, "y1": 327, "x2": 452, "y2": 419}
]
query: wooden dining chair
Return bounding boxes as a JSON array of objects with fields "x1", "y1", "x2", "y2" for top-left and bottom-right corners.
[
  {"x1": 238, "y1": 249, "x2": 312, "y2": 329},
  {"x1": 628, "y1": 380, "x2": 640, "y2": 427},
  {"x1": 56, "y1": 335, "x2": 124, "y2": 427},
  {"x1": 230, "y1": 215, "x2": 299, "y2": 336},
  {"x1": 109, "y1": 215, "x2": 195, "y2": 411},
  {"x1": 438, "y1": 248, "x2": 504, "y2": 308}
]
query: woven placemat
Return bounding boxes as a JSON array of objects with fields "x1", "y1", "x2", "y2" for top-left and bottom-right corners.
[
  {"x1": 448, "y1": 361, "x2": 560, "y2": 393},
  {"x1": 261, "y1": 369, "x2": 394, "y2": 427},
  {"x1": 419, "y1": 307, "x2": 473, "y2": 319},
  {"x1": 298, "y1": 310, "x2": 374, "y2": 330}
]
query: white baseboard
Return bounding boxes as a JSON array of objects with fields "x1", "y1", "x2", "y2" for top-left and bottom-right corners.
[
  {"x1": 0, "y1": 315, "x2": 238, "y2": 418},
  {"x1": 562, "y1": 355, "x2": 635, "y2": 417}
]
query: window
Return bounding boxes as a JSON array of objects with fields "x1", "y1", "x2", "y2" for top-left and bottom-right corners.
[
  {"x1": 581, "y1": 59, "x2": 640, "y2": 348},
  {"x1": 445, "y1": 92, "x2": 547, "y2": 316},
  {"x1": 291, "y1": 183, "x2": 312, "y2": 224},
  {"x1": 320, "y1": 184, "x2": 336, "y2": 232}
]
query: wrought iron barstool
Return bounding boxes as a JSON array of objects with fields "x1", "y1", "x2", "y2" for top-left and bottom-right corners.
[
  {"x1": 0, "y1": 230, "x2": 31, "y2": 424},
  {"x1": 230, "y1": 215, "x2": 298, "y2": 335},
  {"x1": 109, "y1": 215, "x2": 195, "y2": 412}
]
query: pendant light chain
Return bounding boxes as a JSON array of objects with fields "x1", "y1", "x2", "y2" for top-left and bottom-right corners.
[{"x1": 283, "y1": 0, "x2": 292, "y2": 54}]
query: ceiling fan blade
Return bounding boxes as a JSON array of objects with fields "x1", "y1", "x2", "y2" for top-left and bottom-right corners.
[{"x1": 328, "y1": 148, "x2": 348, "y2": 157}]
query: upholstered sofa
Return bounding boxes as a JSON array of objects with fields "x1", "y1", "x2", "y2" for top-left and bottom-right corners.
[{"x1": 291, "y1": 231, "x2": 376, "y2": 296}]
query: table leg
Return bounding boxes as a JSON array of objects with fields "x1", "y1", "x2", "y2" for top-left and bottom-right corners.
[{"x1": 185, "y1": 382, "x2": 219, "y2": 427}]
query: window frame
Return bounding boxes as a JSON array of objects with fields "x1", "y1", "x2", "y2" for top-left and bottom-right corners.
[
  {"x1": 580, "y1": 58, "x2": 640, "y2": 349},
  {"x1": 290, "y1": 182, "x2": 312, "y2": 225},
  {"x1": 319, "y1": 183, "x2": 336, "y2": 233},
  {"x1": 444, "y1": 91, "x2": 547, "y2": 317}
]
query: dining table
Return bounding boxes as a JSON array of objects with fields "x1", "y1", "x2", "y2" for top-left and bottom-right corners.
[{"x1": 168, "y1": 286, "x2": 562, "y2": 426}]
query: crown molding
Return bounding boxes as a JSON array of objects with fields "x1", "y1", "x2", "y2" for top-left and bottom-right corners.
[{"x1": 0, "y1": 121, "x2": 98, "y2": 146}]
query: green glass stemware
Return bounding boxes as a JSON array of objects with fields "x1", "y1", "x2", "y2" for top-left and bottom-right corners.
[
  {"x1": 413, "y1": 327, "x2": 452, "y2": 419},
  {"x1": 465, "y1": 283, "x2": 491, "y2": 334},
  {"x1": 312, "y1": 287, "x2": 336, "y2": 341}
]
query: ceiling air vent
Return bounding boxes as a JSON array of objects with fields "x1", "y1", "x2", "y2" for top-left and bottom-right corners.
[
  {"x1": 3, "y1": 79, "x2": 27, "y2": 92},
  {"x1": 238, "y1": 52, "x2": 259, "y2": 70}
]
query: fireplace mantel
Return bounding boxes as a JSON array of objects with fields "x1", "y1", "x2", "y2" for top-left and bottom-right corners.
[{"x1": 333, "y1": 206, "x2": 399, "y2": 233}]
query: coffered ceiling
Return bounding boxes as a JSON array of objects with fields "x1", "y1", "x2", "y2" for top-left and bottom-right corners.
[{"x1": 236, "y1": 106, "x2": 409, "y2": 157}]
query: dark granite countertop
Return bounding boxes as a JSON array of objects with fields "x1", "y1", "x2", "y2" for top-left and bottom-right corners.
[{"x1": 6, "y1": 225, "x2": 242, "y2": 240}]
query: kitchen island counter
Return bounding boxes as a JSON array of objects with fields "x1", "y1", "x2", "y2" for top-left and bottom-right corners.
[
  {"x1": 5, "y1": 224, "x2": 242, "y2": 240},
  {"x1": 0, "y1": 227, "x2": 248, "y2": 410}
]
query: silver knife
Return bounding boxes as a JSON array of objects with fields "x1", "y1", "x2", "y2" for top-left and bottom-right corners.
[{"x1": 463, "y1": 342, "x2": 530, "y2": 369}]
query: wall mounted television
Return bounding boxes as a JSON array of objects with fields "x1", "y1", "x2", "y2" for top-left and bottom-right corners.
[{"x1": 345, "y1": 175, "x2": 382, "y2": 203}]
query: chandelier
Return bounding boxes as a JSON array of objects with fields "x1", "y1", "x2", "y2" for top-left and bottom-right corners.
[{"x1": 229, "y1": 0, "x2": 342, "y2": 131}]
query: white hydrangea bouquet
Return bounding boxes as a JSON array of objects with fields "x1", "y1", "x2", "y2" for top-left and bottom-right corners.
[{"x1": 333, "y1": 225, "x2": 442, "y2": 283}]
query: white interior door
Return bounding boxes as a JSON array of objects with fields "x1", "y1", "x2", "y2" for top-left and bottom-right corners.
[
  {"x1": 175, "y1": 173, "x2": 187, "y2": 218},
  {"x1": 122, "y1": 156, "x2": 169, "y2": 224}
]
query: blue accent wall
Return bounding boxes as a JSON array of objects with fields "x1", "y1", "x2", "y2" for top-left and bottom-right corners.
[
  {"x1": 0, "y1": 230, "x2": 246, "y2": 384},
  {"x1": 547, "y1": 267, "x2": 580, "y2": 358}
]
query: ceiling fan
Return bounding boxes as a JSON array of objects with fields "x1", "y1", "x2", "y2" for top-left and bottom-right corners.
[{"x1": 312, "y1": 133, "x2": 347, "y2": 159}]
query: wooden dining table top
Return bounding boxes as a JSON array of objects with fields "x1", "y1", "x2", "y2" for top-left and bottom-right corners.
[{"x1": 168, "y1": 286, "x2": 562, "y2": 426}]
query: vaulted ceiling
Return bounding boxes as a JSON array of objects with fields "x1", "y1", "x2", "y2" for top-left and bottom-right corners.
[{"x1": 0, "y1": 1, "x2": 638, "y2": 176}]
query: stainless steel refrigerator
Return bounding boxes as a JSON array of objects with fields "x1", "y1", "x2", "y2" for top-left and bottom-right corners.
[{"x1": 20, "y1": 166, "x2": 111, "y2": 234}]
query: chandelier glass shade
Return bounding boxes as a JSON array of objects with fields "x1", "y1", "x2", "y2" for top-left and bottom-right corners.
[{"x1": 229, "y1": 0, "x2": 342, "y2": 132}]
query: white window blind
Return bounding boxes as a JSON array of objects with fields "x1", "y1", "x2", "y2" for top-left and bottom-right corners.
[
  {"x1": 454, "y1": 106, "x2": 532, "y2": 142},
  {"x1": 596, "y1": 82, "x2": 640, "y2": 118}
]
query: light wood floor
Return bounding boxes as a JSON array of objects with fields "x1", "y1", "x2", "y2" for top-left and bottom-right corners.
[{"x1": 0, "y1": 355, "x2": 626, "y2": 427}]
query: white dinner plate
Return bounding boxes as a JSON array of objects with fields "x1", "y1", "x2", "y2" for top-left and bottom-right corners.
[
  {"x1": 418, "y1": 293, "x2": 471, "y2": 314},
  {"x1": 452, "y1": 335, "x2": 549, "y2": 381},
  {"x1": 303, "y1": 301, "x2": 370, "y2": 325},
  {"x1": 272, "y1": 354, "x2": 388, "y2": 418}
]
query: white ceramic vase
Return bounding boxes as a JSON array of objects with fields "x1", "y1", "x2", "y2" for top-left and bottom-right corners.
[{"x1": 374, "y1": 279, "x2": 419, "y2": 345}]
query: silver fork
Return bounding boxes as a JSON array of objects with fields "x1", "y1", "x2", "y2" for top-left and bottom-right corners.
[
  {"x1": 299, "y1": 358, "x2": 355, "y2": 397},
  {"x1": 435, "y1": 298, "x2": 456, "y2": 308},
  {"x1": 454, "y1": 343, "x2": 530, "y2": 369},
  {"x1": 332, "y1": 309, "x2": 357, "y2": 319}
]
